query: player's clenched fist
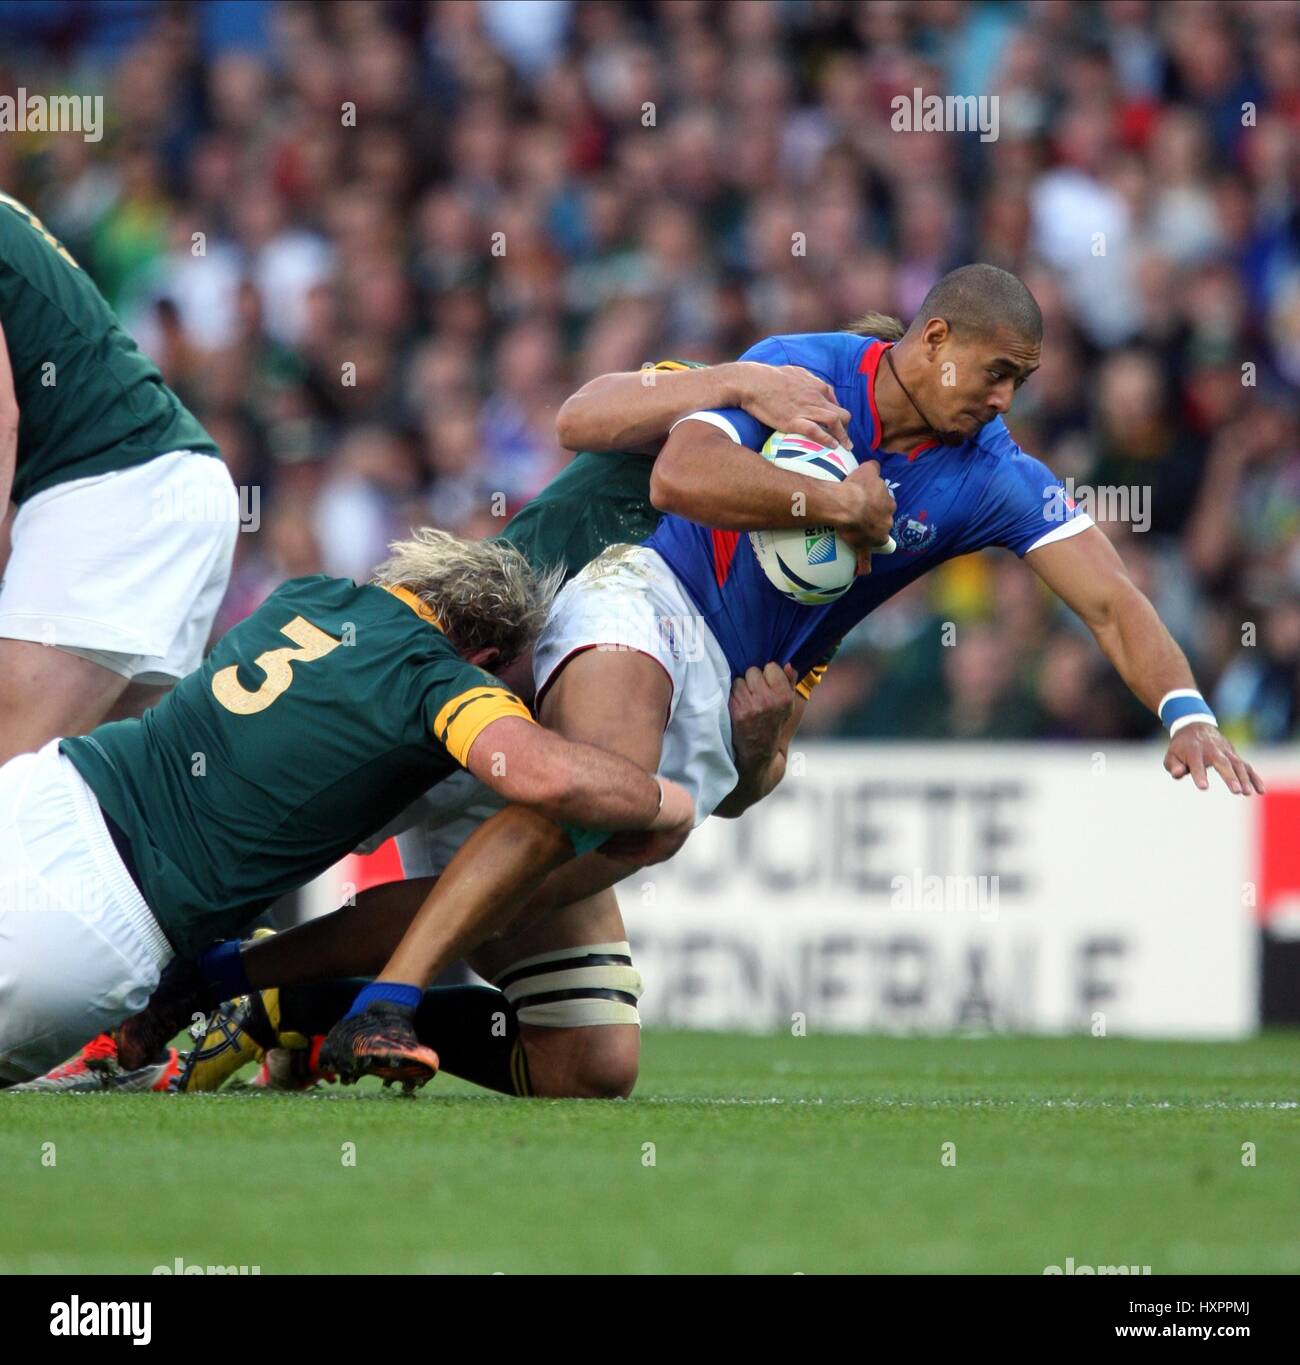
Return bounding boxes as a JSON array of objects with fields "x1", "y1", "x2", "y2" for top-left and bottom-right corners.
[
  {"x1": 834, "y1": 458, "x2": 897, "y2": 572},
  {"x1": 733, "y1": 362, "x2": 853, "y2": 451},
  {"x1": 730, "y1": 662, "x2": 798, "y2": 768},
  {"x1": 1163, "y1": 722, "x2": 1265, "y2": 796}
]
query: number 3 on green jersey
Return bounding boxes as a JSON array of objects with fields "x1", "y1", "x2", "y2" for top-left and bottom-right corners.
[{"x1": 212, "y1": 616, "x2": 341, "y2": 715}]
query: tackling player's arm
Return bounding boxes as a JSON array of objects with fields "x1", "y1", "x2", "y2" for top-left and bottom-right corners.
[
  {"x1": 334, "y1": 696, "x2": 697, "y2": 1038},
  {"x1": 463, "y1": 712, "x2": 693, "y2": 835},
  {"x1": 1027, "y1": 526, "x2": 1263, "y2": 795},
  {"x1": 555, "y1": 360, "x2": 853, "y2": 454},
  {"x1": 0, "y1": 318, "x2": 18, "y2": 511},
  {"x1": 560, "y1": 339, "x2": 895, "y2": 567}
]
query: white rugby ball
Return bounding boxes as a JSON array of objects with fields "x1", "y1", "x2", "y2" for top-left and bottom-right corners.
[{"x1": 748, "y1": 433, "x2": 860, "y2": 604}]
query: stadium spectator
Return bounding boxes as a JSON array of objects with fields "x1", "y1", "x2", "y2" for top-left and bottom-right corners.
[{"x1": 1, "y1": 0, "x2": 1295, "y2": 740}]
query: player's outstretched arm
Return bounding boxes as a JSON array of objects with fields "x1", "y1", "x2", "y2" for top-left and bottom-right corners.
[
  {"x1": 1027, "y1": 526, "x2": 1264, "y2": 796},
  {"x1": 555, "y1": 361, "x2": 851, "y2": 454}
]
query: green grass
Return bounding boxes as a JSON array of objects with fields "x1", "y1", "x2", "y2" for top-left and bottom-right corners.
[{"x1": 3, "y1": 1032, "x2": 1297, "y2": 1274}]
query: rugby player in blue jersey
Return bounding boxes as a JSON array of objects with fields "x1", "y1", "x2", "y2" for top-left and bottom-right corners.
[
  {"x1": 310, "y1": 263, "x2": 1260, "y2": 1086},
  {"x1": 68, "y1": 264, "x2": 1261, "y2": 1098}
]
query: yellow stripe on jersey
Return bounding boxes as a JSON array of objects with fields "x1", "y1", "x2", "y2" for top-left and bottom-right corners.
[
  {"x1": 651, "y1": 359, "x2": 691, "y2": 371},
  {"x1": 796, "y1": 663, "x2": 829, "y2": 700},
  {"x1": 433, "y1": 687, "x2": 534, "y2": 766},
  {"x1": 382, "y1": 583, "x2": 445, "y2": 632}
]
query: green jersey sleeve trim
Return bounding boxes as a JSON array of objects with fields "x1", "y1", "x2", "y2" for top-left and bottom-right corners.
[{"x1": 432, "y1": 686, "x2": 534, "y2": 766}]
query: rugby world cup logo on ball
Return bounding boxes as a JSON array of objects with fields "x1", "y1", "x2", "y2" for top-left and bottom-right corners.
[{"x1": 749, "y1": 433, "x2": 859, "y2": 604}]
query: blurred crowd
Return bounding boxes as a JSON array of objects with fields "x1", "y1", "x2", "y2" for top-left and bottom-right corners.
[{"x1": 1, "y1": 0, "x2": 1297, "y2": 743}]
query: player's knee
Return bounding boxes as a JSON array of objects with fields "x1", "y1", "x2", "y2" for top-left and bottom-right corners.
[
  {"x1": 523, "y1": 1024, "x2": 640, "y2": 1099},
  {"x1": 0, "y1": 642, "x2": 125, "y2": 758},
  {"x1": 496, "y1": 941, "x2": 643, "y2": 1099},
  {"x1": 572, "y1": 1028, "x2": 640, "y2": 1099}
]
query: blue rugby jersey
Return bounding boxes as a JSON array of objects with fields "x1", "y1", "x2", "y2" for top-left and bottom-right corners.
[{"x1": 644, "y1": 332, "x2": 1092, "y2": 680}]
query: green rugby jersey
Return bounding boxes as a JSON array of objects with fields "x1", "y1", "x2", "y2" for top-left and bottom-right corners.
[
  {"x1": 497, "y1": 360, "x2": 706, "y2": 580},
  {"x1": 61, "y1": 575, "x2": 531, "y2": 959},
  {"x1": 0, "y1": 190, "x2": 219, "y2": 505}
]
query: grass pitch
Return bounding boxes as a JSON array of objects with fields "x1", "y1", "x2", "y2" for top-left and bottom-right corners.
[{"x1": 2, "y1": 1032, "x2": 1297, "y2": 1275}]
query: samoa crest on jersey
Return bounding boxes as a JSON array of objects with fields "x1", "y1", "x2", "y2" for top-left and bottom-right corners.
[{"x1": 895, "y1": 510, "x2": 940, "y2": 553}]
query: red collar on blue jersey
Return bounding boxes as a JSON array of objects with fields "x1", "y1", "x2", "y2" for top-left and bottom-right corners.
[{"x1": 858, "y1": 340, "x2": 940, "y2": 462}]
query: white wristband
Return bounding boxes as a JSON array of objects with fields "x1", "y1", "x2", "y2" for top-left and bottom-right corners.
[{"x1": 1168, "y1": 712, "x2": 1217, "y2": 738}]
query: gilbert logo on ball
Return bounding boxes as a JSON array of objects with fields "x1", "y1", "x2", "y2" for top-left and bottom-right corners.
[{"x1": 748, "y1": 433, "x2": 859, "y2": 604}]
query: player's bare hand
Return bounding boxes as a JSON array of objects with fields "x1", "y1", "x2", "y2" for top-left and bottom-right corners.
[
  {"x1": 1163, "y1": 723, "x2": 1264, "y2": 795},
  {"x1": 733, "y1": 362, "x2": 852, "y2": 450},
  {"x1": 835, "y1": 458, "x2": 897, "y2": 573},
  {"x1": 730, "y1": 663, "x2": 798, "y2": 772},
  {"x1": 601, "y1": 776, "x2": 694, "y2": 865}
]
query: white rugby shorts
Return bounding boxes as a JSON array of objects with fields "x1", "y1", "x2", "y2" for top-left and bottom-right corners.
[
  {"x1": 0, "y1": 741, "x2": 173, "y2": 1083},
  {"x1": 532, "y1": 543, "x2": 738, "y2": 825},
  {"x1": 0, "y1": 450, "x2": 239, "y2": 683}
]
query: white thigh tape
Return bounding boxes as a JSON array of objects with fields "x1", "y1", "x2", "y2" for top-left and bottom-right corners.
[{"x1": 496, "y1": 940, "x2": 643, "y2": 1028}]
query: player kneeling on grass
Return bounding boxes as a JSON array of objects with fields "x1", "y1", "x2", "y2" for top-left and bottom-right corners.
[{"x1": 0, "y1": 529, "x2": 694, "y2": 1090}]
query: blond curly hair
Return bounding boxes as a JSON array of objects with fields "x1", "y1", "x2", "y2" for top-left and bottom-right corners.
[{"x1": 375, "y1": 528, "x2": 561, "y2": 664}]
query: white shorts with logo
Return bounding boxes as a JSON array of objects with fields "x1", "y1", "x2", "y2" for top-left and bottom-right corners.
[
  {"x1": 532, "y1": 543, "x2": 738, "y2": 826},
  {"x1": 0, "y1": 450, "x2": 239, "y2": 683},
  {"x1": 0, "y1": 741, "x2": 174, "y2": 1083}
]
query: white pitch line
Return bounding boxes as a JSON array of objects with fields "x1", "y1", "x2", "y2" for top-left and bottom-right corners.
[{"x1": 637, "y1": 1097, "x2": 1299, "y2": 1110}]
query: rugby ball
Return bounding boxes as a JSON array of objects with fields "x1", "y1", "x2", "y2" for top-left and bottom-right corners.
[{"x1": 748, "y1": 433, "x2": 860, "y2": 604}]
